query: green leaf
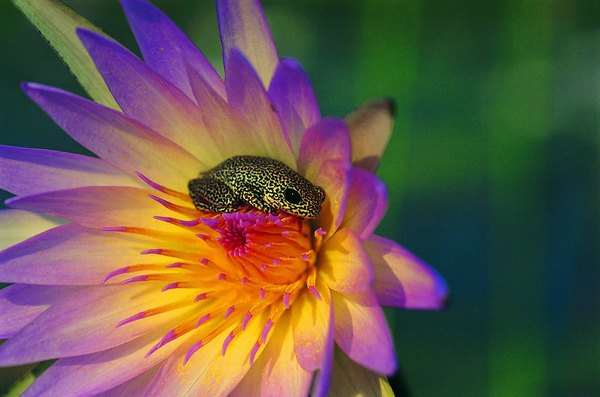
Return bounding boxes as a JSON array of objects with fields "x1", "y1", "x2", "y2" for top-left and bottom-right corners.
[
  {"x1": 3, "y1": 360, "x2": 54, "y2": 397},
  {"x1": 4, "y1": 371, "x2": 35, "y2": 397},
  {"x1": 12, "y1": 0, "x2": 119, "y2": 109}
]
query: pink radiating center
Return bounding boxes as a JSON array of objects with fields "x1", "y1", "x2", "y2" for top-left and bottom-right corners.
[
  {"x1": 103, "y1": 174, "x2": 326, "y2": 366},
  {"x1": 217, "y1": 216, "x2": 247, "y2": 253}
]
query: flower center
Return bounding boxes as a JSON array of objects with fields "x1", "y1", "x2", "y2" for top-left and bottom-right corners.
[
  {"x1": 206, "y1": 211, "x2": 313, "y2": 284},
  {"x1": 218, "y1": 215, "x2": 247, "y2": 252},
  {"x1": 102, "y1": 174, "x2": 324, "y2": 364}
]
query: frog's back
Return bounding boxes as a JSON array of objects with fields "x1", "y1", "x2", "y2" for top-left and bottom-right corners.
[
  {"x1": 195, "y1": 155, "x2": 325, "y2": 218},
  {"x1": 208, "y1": 156, "x2": 292, "y2": 185}
]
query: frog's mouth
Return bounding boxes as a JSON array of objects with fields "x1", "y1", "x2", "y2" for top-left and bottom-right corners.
[
  {"x1": 263, "y1": 194, "x2": 285, "y2": 215},
  {"x1": 263, "y1": 194, "x2": 315, "y2": 219}
]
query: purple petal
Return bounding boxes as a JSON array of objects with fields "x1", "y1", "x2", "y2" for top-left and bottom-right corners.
[
  {"x1": 76, "y1": 29, "x2": 224, "y2": 166},
  {"x1": 6, "y1": 186, "x2": 167, "y2": 229},
  {"x1": 94, "y1": 366, "x2": 159, "y2": 397},
  {"x1": 346, "y1": 99, "x2": 395, "y2": 173},
  {"x1": 0, "y1": 145, "x2": 139, "y2": 196},
  {"x1": 186, "y1": 63, "x2": 259, "y2": 160},
  {"x1": 217, "y1": 0, "x2": 279, "y2": 87},
  {"x1": 298, "y1": 118, "x2": 351, "y2": 237},
  {"x1": 0, "y1": 284, "x2": 82, "y2": 339},
  {"x1": 22, "y1": 83, "x2": 203, "y2": 192},
  {"x1": 225, "y1": 48, "x2": 294, "y2": 167},
  {"x1": 365, "y1": 235, "x2": 449, "y2": 309},
  {"x1": 23, "y1": 331, "x2": 174, "y2": 397},
  {"x1": 269, "y1": 58, "x2": 320, "y2": 155},
  {"x1": 121, "y1": 0, "x2": 225, "y2": 101},
  {"x1": 339, "y1": 168, "x2": 388, "y2": 239},
  {"x1": 332, "y1": 289, "x2": 396, "y2": 376},
  {"x1": 298, "y1": 118, "x2": 351, "y2": 178},
  {"x1": 0, "y1": 284, "x2": 190, "y2": 366},
  {"x1": 0, "y1": 224, "x2": 161, "y2": 285}
]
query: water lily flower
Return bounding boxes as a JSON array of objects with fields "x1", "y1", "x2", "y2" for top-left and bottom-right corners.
[{"x1": 0, "y1": 0, "x2": 448, "y2": 395}]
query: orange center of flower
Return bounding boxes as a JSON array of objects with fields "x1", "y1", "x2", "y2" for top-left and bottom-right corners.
[{"x1": 103, "y1": 173, "x2": 324, "y2": 364}]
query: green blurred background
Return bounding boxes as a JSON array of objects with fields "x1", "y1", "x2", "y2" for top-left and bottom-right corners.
[{"x1": 0, "y1": 0, "x2": 598, "y2": 396}]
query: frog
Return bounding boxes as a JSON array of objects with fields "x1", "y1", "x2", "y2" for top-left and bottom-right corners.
[{"x1": 188, "y1": 155, "x2": 326, "y2": 219}]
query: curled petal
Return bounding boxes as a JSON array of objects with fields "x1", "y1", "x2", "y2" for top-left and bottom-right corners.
[
  {"x1": 121, "y1": 0, "x2": 225, "y2": 100},
  {"x1": 319, "y1": 229, "x2": 373, "y2": 294},
  {"x1": 269, "y1": 58, "x2": 320, "y2": 154},
  {"x1": 0, "y1": 145, "x2": 139, "y2": 196},
  {"x1": 0, "y1": 209, "x2": 60, "y2": 250},
  {"x1": 331, "y1": 290, "x2": 396, "y2": 376},
  {"x1": 339, "y1": 168, "x2": 388, "y2": 239},
  {"x1": 22, "y1": 83, "x2": 203, "y2": 191},
  {"x1": 217, "y1": 0, "x2": 279, "y2": 87},
  {"x1": 346, "y1": 99, "x2": 395, "y2": 173},
  {"x1": 365, "y1": 235, "x2": 448, "y2": 309}
]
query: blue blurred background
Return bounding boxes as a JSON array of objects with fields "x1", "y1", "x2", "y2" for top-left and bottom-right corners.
[{"x1": 0, "y1": 0, "x2": 598, "y2": 396}]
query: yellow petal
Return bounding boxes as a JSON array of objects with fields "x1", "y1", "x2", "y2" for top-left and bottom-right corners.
[
  {"x1": 0, "y1": 210, "x2": 60, "y2": 250},
  {"x1": 329, "y1": 347, "x2": 395, "y2": 397},
  {"x1": 319, "y1": 229, "x2": 373, "y2": 294},
  {"x1": 291, "y1": 286, "x2": 332, "y2": 371}
]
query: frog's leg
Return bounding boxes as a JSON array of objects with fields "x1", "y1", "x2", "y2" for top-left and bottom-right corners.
[
  {"x1": 237, "y1": 183, "x2": 276, "y2": 214},
  {"x1": 188, "y1": 177, "x2": 242, "y2": 213}
]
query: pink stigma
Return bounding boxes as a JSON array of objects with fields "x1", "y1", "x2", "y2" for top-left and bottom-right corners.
[
  {"x1": 195, "y1": 314, "x2": 211, "y2": 328},
  {"x1": 309, "y1": 285, "x2": 323, "y2": 301},
  {"x1": 184, "y1": 341, "x2": 203, "y2": 365},
  {"x1": 261, "y1": 319, "x2": 273, "y2": 344},
  {"x1": 222, "y1": 332, "x2": 235, "y2": 355},
  {"x1": 224, "y1": 305, "x2": 236, "y2": 319},
  {"x1": 249, "y1": 342, "x2": 261, "y2": 366},
  {"x1": 242, "y1": 312, "x2": 253, "y2": 330},
  {"x1": 283, "y1": 292, "x2": 291, "y2": 308}
]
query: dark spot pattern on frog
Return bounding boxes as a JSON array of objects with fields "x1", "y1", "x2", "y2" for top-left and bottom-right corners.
[{"x1": 188, "y1": 156, "x2": 326, "y2": 219}]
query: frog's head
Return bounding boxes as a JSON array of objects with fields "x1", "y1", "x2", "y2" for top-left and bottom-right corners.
[{"x1": 264, "y1": 173, "x2": 326, "y2": 219}]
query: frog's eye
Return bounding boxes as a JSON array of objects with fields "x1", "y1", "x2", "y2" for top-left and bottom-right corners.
[{"x1": 284, "y1": 188, "x2": 302, "y2": 204}]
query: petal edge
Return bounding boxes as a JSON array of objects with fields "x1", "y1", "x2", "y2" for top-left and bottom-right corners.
[{"x1": 365, "y1": 234, "x2": 448, "y2": 309}]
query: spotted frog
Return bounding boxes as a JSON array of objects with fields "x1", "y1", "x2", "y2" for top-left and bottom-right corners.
[{"x1": 188, "y1": 156, "x2": 326, "y2": 219}]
